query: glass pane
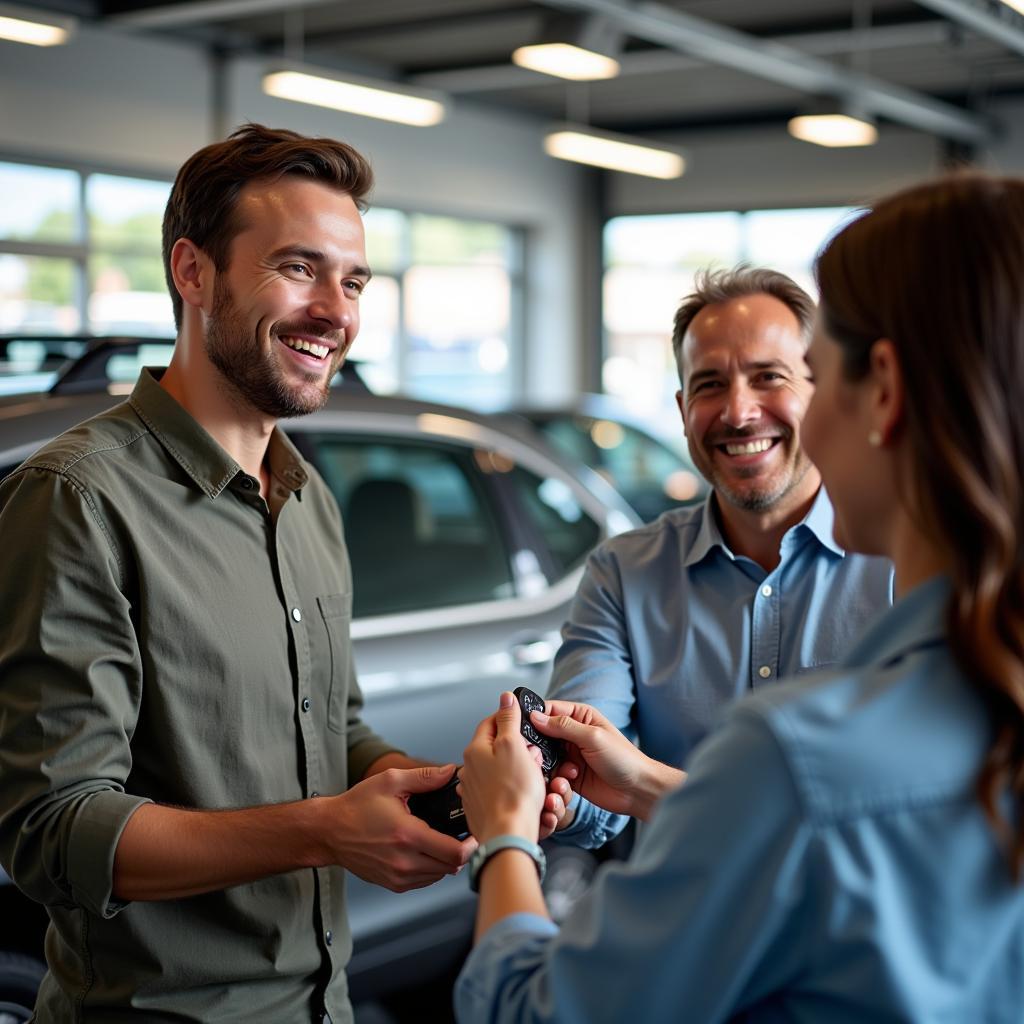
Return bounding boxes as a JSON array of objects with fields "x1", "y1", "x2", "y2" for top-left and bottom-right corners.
[
  {"x1": 0, "y1": 254, "x2": 80, "y2": 333},
  {"x1": 508, "y1": 467, "x2": 601, "y2": 578},
  {"x1": 86, "y1": 174, "x2": 171, "y2": 250},
  {"x1": 410, "y1": 214, "x2": 508, "y2": 266},
  {"x1": 404, "y1": 264, "x2": 511, "y2": 408},
  {"x1": 602, "y1": 212, "x2": 745, "y2": 414},
  {"x1": 310, "y1": 437, "x2": 515, "y2": 617},
  {"x1": 350, "y1": 274, "x2": 399, "y2": 394},
  {"x1": 604, "y1": 212, "x2": 742, "y2": 269},
  {"x1": 363, "y1": 207, "x2": 404, "y2": 272},
  {"x1": 745, "y1": 207, "x2": 859, "y2": 297},
  {"x1": 0, "y1": 162, "x2": 80, "y2": 243},
  {"x1": 88, "y1": 253, "x2": 174, "y2": 336}
]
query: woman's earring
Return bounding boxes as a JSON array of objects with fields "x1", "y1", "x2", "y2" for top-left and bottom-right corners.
[{"x1": 867, "y1": 429, "x2": 882, "y2": 447}]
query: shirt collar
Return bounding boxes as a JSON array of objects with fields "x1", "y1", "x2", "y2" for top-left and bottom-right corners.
[
  {"x1": 684, "y1": 486, "x2": 843, "y2": 569},
  {"x1": 792, "y1": 487, "x2": 845, "y2": 557},
  {"x1": 128, "y1": 368, "x2": 308, "y2": 499}
]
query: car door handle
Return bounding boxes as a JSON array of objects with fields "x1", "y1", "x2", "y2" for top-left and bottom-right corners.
[{"x1": 510, "y1": 638, "x2": 556, "y2": 667}]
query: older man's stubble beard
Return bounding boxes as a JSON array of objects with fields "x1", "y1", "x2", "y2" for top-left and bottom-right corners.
[
  {"x1": 204, "y1": 277, "x2": 342, "y2": 420},
  {"x1": 692, "y1": 427, "x2": 816, "y2": 514}
]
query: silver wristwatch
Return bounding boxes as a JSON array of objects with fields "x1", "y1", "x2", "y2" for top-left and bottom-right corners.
[{"x1": 469, "y1": 834, "x2": 546, "y2": 893}]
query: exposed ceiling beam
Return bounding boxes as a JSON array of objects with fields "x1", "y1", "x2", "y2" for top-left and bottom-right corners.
[
  {"x1": 412, "y1": 20, "x2": 952, "y2": 93},
  {"x1": 539, "y1": 0, "x2": 990, "y2": 143},
  {"x1": 915, "y1": 0, "x2": 1024, "y2": 59},
  {"x1": 108, "y1": 0, "x2": 329, "y2": 28}
]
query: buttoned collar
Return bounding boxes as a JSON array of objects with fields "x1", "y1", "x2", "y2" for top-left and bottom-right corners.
[
  {"x1": 128, "y1": 368, "x2": 308, "y2": 499},
  {"x1": 684, "y1": 486, "x2": 844, "y2": 568}
]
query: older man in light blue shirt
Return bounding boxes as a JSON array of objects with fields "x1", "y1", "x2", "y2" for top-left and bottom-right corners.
[{"x1": 548, "y1": 265, "x2": 892, "y2": 848}]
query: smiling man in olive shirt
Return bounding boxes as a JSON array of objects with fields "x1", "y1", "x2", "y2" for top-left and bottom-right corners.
[{"x1": 0, "y1": 125, "x2": 473, "y2": 1023}]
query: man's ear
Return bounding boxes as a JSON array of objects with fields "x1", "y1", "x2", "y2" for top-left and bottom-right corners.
[
  {"x1": 169, "y1": 238, "x2": 214, "y2": 313},
  {"x1": 675, "y1": 389, "x2": 688, "y2": 437},
  {"x1": 868, "y1": 339, "x2": 904, "y2": 445}
]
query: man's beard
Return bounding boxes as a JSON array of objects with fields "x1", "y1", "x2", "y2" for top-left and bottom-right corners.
[
  {"x1": 204, "y1": 278, "x2": 338, "y2": 420},
  {"x1": 691, "y1": 426, "x2": 813, "y2": 513}
]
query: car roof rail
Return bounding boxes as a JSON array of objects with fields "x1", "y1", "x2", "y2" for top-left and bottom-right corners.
[{"x1": 48, "y1": 337, "x2": 370, "y2": 395}]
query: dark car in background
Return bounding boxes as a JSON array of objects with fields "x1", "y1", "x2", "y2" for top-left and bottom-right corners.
[
  {"x1": 506, "y1": 393, "x2": 708, "y2": 523},
  {"x1": 0, "y1": 339, "x2": 640, "y2": 1018}
]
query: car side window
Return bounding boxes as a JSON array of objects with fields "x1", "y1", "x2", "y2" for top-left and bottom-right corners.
[
  {"x1": 506, "y1": 467, "x2": 601, "y2": 579},
  {"x1": 309, "y1": 436, "x2": 516, "y2": 618}
]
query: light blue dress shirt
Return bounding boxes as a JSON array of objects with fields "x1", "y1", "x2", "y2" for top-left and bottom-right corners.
[
  {"x1": 456, "y1": 576, "x2": 1024, "y2": 1023},
  {"x1": 548, "y1": 488, "x2": 893, "y2": 848}
]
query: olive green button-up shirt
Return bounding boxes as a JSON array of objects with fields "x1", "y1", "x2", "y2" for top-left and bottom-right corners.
[{"x1": 0, "y1": 369, "x2": 398, "y2": 1023}]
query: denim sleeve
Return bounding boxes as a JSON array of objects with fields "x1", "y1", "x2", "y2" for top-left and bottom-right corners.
[
  {"x1": 0, "y1": 469, "x2": 150, "y2": 919},
  {"x1": 546, "y1": 544, "x2": 637, "y2": 848},
  {"x1": 455, "y1": 706, "x2": 814, "y2": 1024}
]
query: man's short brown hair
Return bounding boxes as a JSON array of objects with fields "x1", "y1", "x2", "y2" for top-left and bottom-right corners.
[
  {"x1": 671, "y1": 264, "x2": 815, "y2": 385},
  {"x1": 162, "y1": 123, "x2": 374, "y2": 328}
]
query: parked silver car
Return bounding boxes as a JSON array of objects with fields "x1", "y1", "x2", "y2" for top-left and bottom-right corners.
[{"x1": 0, "y1": 339, "x2": 639, "y2": 1013}]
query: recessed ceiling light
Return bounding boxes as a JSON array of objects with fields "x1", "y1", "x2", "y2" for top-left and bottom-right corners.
[
  {"x1": 263, "y1": 66, "x2": 447, "y2": 127},
  {"x1": 0, "y1": 3, "x2": 74, "y2": 46},
  {"x1": 788, "y1": 113, "x2": 878, "y2": 148},
  {"x1": 544, "y1": 125, "x2": 685, "y2": 179}
]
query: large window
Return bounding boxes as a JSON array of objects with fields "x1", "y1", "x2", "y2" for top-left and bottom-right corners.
[
  {"x1": 603, "y1": 207, "x2": 857, "y2": 414},
  {"x1": 0, "y1": 158, "x2": 524, "y2": 409},
  {"x1": 0, "y1": 159, "x2": 173, "y2": 336},
  {"x1": 360, "y1": 209, "x2": 522, "y2": 409}
]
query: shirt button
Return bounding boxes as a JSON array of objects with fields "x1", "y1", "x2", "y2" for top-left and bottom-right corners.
[
  {"x1": 302, "y1": 697, "x2": 311, "y2": 712},
  {"x1": 758, "y1": 665, "x2": 772, "y2": 679},
  {"x1": 760, "y1": 584, "x2": 772, "y2": 597},
  {"x1": 291, "y1": 607, "x2": 302, "y2": 623},
  {"x1": 325, "y1": 929, "x2": 333, "y2": 945},
  {"x1": 241, "y1": 476, "x2": 255, "y2": 490}
]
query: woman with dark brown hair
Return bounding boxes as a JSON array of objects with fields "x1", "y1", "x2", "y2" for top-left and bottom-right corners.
[{"x1": 454, "y1": 173, "x2": 1024, "y2": 1023}]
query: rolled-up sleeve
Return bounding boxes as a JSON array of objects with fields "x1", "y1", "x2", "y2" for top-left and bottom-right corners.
[{"x1": 0, "y1": 467, "x2": 150, "y2": 918}]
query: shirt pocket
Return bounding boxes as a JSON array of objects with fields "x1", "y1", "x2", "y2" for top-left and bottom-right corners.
[{"x1": 317, "y1": 592, "x2": 353, "y2": 734}]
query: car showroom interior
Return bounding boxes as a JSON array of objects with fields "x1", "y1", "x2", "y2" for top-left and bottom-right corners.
[{"x1": 3, "y1": 1, "x2": 1024, "y2": 1022}]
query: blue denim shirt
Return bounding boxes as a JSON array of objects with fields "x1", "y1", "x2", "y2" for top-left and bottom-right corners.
[
  {"x1": 548, "y1": 488, "x2": 893, "y2": 848},
  {"x1": 456, "y1": 576, "x2": 1024, "y2": 1023}
]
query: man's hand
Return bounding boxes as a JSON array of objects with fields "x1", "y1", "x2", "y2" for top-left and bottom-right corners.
[
  {"x1": 327, "y1": 764, "x2": 475, "y2": 892},
  {"x1": 532, "y1": 700, "x2": 685, "y2": 821},
  {"x1": 538, "y1": 778, "x2": 576, "y2": 838},
  {"x1": 460, "y1": 693, "x2": 547, "y2": 844}
]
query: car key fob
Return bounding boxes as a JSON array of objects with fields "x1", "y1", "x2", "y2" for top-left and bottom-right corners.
[
  {"x1": 513, "y1": 686, "x2": 564, "y2": 781},
  {"x1": 408, "y1": 774, "x2": 468, "y2": 839}
]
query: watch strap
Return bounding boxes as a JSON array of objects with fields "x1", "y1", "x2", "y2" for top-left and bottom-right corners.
[{"x1": 469, "y1": 834, "x2": 546, "y2": 893}]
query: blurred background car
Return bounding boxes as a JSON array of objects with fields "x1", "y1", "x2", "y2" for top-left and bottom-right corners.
[
  {"x1": 503, "y1": 393, "x2": 708, "y2": 523},
  {"x1": 0, "y1": 338, "x2": 641, "y2": 1019}
]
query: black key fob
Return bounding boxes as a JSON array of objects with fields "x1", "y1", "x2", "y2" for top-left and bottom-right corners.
[
  {"x1": 513, "y1": 686, "x2": 564, "y2": 781},
  {"x1": 408, "y1": 774, "x2": 468, "y2": 839}
]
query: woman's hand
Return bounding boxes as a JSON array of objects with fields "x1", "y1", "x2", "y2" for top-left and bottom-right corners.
[
  {"x1": 533, "y1": 700, "x2": 685, "y2": 821},
  {"x1": 460, "y1": 693, "x2": 547, "y2": 844}
]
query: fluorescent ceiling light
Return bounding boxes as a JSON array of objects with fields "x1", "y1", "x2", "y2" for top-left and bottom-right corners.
[
  {"x1": 0, "y1": 4, "x2": 74, "y2": 46},
  {"x1": 1000, "y1": 0, "x2": 1024, "y2": 14},
  {"x1": 263, "y1": 66, "x2": 447, "y2": 127},
  {"x1": 788, "y1": 113, "x2": 878, "y2": 148},
  {"x1": 544, "y1": 125, "x2": 685, "y2": 179},
  {"x1": 512, "y1": 42, "x2": 619, "y2": 81}
]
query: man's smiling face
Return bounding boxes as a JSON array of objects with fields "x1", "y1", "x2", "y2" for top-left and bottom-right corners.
[
  {"x1": 203, "y1": 174, "x2": 371, "y2": 419},
  {"x1": 678, "y1": 292, "x2": 816, "y2": 513}
]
